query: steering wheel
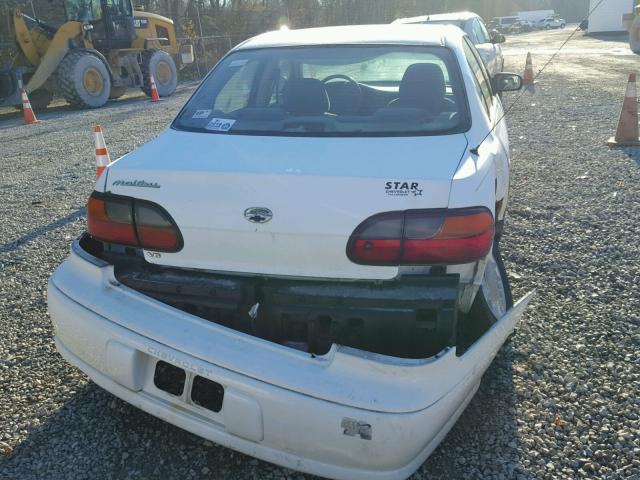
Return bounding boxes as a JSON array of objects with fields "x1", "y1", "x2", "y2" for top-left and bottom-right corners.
[{"x1": 321, "y1": 74, "x2": 362, "y2": 114}]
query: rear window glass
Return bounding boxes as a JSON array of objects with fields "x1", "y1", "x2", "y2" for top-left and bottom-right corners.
[{"x1": 173, "y1": 45, "x2": 469, "y2": 137}]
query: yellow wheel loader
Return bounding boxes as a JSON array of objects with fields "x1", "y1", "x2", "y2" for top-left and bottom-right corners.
[{"x1": 0, "y1": 0, "x2": 194, "y2": 110}]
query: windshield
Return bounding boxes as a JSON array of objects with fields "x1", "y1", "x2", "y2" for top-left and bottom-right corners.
[
  {"x1": 173, "y1": 45, "x2": 469, "y2": 137},
  {"x1": 65, "y1": 0, "x2": 101, "y2": 21}
]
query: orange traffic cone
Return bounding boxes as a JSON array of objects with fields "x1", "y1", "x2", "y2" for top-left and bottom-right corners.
[
  {"x1": 149, "y1": 75, "x2": 161, "y2": 102},
  {"x1": 94, "y1": 124, "x2": 111, "y2": 178},
  {"x1": 523, "y1": 53, "x2": 535, "y2": 86},
  {"x1": 21, "y1": 88, "x2": 40, "y2": 125},
  {"x1": 607, "y1": 73, "x2": 640, "y2": 147}
]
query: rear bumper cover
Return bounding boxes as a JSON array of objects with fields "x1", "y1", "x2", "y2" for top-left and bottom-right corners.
[{"x1": 47, "y1": 239, "x2": 533, "y2": 480}]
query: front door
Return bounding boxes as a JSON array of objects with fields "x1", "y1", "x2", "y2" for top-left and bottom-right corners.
[{"x1": 93, "y1": 0, "x2": 135, "y2": 50}]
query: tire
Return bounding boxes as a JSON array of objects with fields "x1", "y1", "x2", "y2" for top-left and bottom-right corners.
[
  {"x1": 13, "y1": 88, "x2": 52, "y2": 112},
  {"x1": 630, "y1": 17, "x2": 640, "y2": 54},
  {"x1": 462, "y1": 243, "x2": 513, "y2": 341},
  {"x1": 57, "y1": 50, "x2": 111, "y2": 108},
  {"x1": 29, "y1": 89, "x2": 53, "y2": 110},
  {"x1": 108, "y1": 86, "x2": 127, "y2": 99},
  {"x1": 141, "y1": 49, "x2": 177, "y2": 97}
]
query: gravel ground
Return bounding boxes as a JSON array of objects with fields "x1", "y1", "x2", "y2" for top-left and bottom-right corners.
[{"x1": 1, "y1": 29, "x2": 639, "y2": 480}]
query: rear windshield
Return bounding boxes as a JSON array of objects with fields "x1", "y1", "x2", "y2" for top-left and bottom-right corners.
[{"x1": 173, "y1": 45, "x2": 469, "y2": 137}]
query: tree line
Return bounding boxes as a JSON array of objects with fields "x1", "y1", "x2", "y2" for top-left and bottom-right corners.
[{"x1": 2, "y1": 0, "x2": 590, "y2": 65}]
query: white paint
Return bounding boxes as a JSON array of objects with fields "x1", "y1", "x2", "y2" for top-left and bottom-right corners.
[
  {"x1": 49, "y1": 28, "x2": 530, "y2": 478},
  {"x1": 105, "y1": 28, "x2": 511, "y2": 281},
  {"x1": 589, "y1": 0, "x2": 634, "y2": 33},
  {"x1": 517, "y1": 10, "x2": 555, "y2": 23},
  {"x1": 392, "y1": 13, "x2": 504, "y2": 75},
  {"x1": 47, "y1": 243, "x2": 534, "y2": 480}
]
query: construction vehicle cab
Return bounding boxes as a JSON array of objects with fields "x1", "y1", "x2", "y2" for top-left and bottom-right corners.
[
  {"x1": 0, "y1": 0, "x2": 192, "y2": 110},
  {"x1": 65, "y1": 0, "x2": 136, "y2": 50}
]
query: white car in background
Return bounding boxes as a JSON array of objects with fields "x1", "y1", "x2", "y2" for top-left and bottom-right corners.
[
  {"x1": 538, "y1": 16, "x2": 567, "y2": 29},
  {"x1": 48, "y1": 25, "x2": 531, "y2": 480},
  {"x1": 393, "y1": 12, "x2": 505, "y2": 76}
]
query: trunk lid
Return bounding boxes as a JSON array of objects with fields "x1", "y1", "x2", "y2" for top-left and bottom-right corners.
[{"x1": 106, "y1": 129, "x2": 468, "y2": 280}]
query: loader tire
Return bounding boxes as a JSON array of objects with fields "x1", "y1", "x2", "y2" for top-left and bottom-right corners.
[
  {"x1": 29, "y1": 89, "x2": 53, "y2": 110},
  {"x1": 13, "y1": 89, "x2": 52, "y2": 111},
  {"x1": 57, "y1": 51, "x2": 111, "y2": 109},
  {"x1": 108, "y1": 86, "x2": 127, "y2": 99},
  {"x1": 630, "y1": 17, "x2": 640, "y2": 54},
  {"x1": 141, "y1": 49, "x2": 177, "y2": 97}
]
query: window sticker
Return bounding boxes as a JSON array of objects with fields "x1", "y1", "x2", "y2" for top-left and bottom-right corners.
[
  {"x1": 192, "y1": 109, "x2": 212, "y2": 119},
  {"x1": 229, "y1": 59, "x2": 248, "y2": 68},
  {"x1": 205, "y1": 118, "x2": 236, "y2": 132}
]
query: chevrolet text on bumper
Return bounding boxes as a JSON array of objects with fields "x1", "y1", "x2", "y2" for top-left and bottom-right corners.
[
  {"x1": 48, "y1": 24, "x2": 530, "y2": 480},
  {"x1": 50, "y1": 239, "x2": 532, "y2": 480}
]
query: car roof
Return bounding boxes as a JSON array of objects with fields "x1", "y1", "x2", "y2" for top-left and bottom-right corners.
[
  {"x1": 234, "y1": 24, "x2": 465, "y2": 51},
  {"x1": 393, "y1": 11, "x2": 479, "y2": 24}
]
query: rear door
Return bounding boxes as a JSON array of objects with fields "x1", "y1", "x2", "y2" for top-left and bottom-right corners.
[
  {"x1": 462, "y1": 38, "x2": 509, "y2": 203},
  {"x1": 471, "y1": 18, "x2": 500, "y2": 75}
]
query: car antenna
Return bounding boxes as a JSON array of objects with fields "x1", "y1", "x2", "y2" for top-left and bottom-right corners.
[{"x1": 469, "y1": 0, "x2": 607, "y2": 156}]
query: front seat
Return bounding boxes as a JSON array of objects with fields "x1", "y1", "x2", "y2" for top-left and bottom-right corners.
[
  {"x1": 283, "y1": 78, "x2": 331, "y2": 116},
  {"x1": 390, "y1": 63, "x2": 446, "y2": 114}
]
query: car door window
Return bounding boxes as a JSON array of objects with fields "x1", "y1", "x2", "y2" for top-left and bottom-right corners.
[
  {"x1": 462, "y1": 38, "x2": 493, "y2": 115},
  {"x1": 477, "y1": 20, "x2": 491, "y2": 44},
  {"x1": 472, "y1": 19, "x2": 489, "y2": 44},
  {"x1": 468, "y1": 39, "x2": 495, "y2": 98}
]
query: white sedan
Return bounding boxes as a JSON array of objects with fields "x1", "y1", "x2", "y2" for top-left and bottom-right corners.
[
  {"x1": 48, "y1": 24, "x2": 531, "y2": 480},
  {"x1": 393, "y1": 12, "x2": 506, "y2": 75},
  {"x1": 538, "y1": 17, "x2": 567, "y2": 29}
]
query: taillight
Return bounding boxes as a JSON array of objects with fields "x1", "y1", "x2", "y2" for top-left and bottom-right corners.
[
  {"x1": 87, "y1": 192, "x2": 182, "y2": 252},
  {"x1": 347, "y1": 207, "x2": 494, "y2": 265}
]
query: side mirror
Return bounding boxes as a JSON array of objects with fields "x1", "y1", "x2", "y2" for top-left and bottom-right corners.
[
  {"x1": 491, "y1": 31, "x2": 506, "y2": 44},
  {"x1": 492, "y1": 73, "x2": 523, "y2": 93},
  {"x1": 180, "y1": 44, "x2": 195, "y2": 64}
]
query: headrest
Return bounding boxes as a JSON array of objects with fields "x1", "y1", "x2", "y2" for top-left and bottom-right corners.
[
  {"x1": 283, "y1": 78, "x2": 330, "y2": 116},
  {"x1": 397, "y1": 63, "x2": 446, "y2": 111}
]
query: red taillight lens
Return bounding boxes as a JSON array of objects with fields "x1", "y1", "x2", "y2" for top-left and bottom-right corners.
[
  {"x1": 87, "y1": 192, "x2": 182, "y2": 252},
  {"x1": 87, "y1": 195, "x2": 138, "y2": 246},
  {"x1": 347, "y1": 208, "x2": 494, "y2": 266},
  {"x1": 134, "y1": 203, "x2": 181, "y2": 251}
]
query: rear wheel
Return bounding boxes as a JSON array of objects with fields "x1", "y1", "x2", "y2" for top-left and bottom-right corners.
[
  {"x1": 28, "y1": 89, "x2": 53, "y2": 110},
  {"x1": 460, "y1": 243, "x2": 513, "y2": 344},
  {"x1": 57, "y1": 50, "x2": 111, "y2": 108},
  {"x1": 630, "y1": 17, "x2": 640, "y2": 54},
  {"x1": 14, "y1": 88, "x2": 52, "y2": 111},
  {"x1": 108, "y1": 85, "x2": 127, "y2": 100},
  {"x1": 141, "y1": 49, "x2": 177, "y2": 97}
]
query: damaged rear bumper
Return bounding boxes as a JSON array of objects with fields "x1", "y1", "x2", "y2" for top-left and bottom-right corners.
[
  {"x1": 114, "y1": 252, "x2": 460, "y2": 358},
  {"x1": 47, "y1": 239, "x2": 533, "y2": 480}
]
